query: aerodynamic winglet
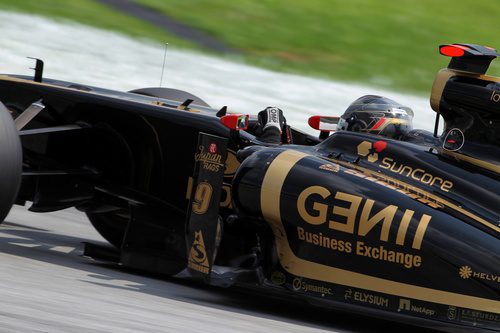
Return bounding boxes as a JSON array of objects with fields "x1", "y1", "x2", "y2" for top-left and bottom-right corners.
[{"x1": 439, "y1": 43, "x2": 499, "y2": 74}]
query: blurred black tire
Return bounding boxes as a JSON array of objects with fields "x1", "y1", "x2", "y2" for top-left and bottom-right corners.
[
  {"x1": 0, "y1": 102, "x2": 22, "y2": 223},
  {"x1": 86, "y1": 211, "x2": 128, "y2": 248}
]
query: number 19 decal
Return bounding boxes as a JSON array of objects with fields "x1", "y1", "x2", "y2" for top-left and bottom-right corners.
[{"x1": 192, "y1": 182, "x2": 213, "y2": 215}]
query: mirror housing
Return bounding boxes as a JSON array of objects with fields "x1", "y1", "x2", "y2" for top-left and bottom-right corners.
[
  {"x1": 308, "y1": 116, "x2": 340, "y2": 132},
  {"x1": 220, "y1": 114, "x2": 249, "y2": 131}
]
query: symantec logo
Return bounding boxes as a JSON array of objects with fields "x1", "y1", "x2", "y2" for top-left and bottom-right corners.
[{"x1": 357, "y1": 140, "x2": 387, "y2": 163}]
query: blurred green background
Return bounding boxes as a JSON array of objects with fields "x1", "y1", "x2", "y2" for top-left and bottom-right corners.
[{"x1": 1, "y1": 0, "x2": 498, "y2": 94}]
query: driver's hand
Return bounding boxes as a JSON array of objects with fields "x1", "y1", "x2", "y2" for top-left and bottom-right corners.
[{"x1": 256, "y1": 107, "x2": 286, "y2": 144}]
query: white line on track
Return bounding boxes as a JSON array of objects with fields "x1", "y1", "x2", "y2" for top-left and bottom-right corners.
[
  {"x1": 50, "y1": 246, "x2": 76, "y2": 253},
  {"x1": 7, "y1": 242, "x2": 40, "y2": 248}
]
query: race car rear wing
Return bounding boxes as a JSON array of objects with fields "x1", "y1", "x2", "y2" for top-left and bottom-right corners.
[
  {"x1": 431, "y1": 43, "x2": 500, "y2": 137},
  {"x1": 439, "y1": 43, "x2": 499, "y2": 75}
]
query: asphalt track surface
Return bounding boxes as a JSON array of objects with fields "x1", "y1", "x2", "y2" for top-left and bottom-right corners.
[{"x1": 0, "y1": 206, "x2": 443, "y2": 333}]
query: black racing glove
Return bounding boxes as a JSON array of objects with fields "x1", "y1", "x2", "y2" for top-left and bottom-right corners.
[{"x1": 256, "y1": 107, "x2": 286, "y2": 144}]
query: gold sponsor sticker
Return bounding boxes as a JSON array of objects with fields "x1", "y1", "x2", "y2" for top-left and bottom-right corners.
[
  {"x1": 398, "y1": 298, "x2": 436, "y2": 316},
  {"x1": 292, "y1": 277, "x2": 332, "y2": 295},
  {"x1": 447, "y1": 306, "x2": 457, "y2": 320},
  {"x1": 319, "y1": 163, "x2": 340, "y2": 173},
  {"x1": 356, "y1": 140, "x2": 454, "y2": 192},
  {"x1": 260, "y1": 149, "x2": 500, "y2": 314},
  {"x1": 357, "y1": 141, "x2": 386, "y2": 163},
  {"x1": 296, "y1": 185, "x2": 431, "y2": 251},
  {"x1": 188, "y1": 231, "x2": 210, "y2": 274},
  {"x1": 460, "y1": 309, "x2": 500, "y2": 324},
  {"x1": 195, "y1": 145, "x2": 224, "y2": 172},
  {"x1": 270, "y1": 271, "x2": 286, "y2": 285},
  {"x1": 379, "y1": 157, "x2": 453, "y2": 192},
  {"x1": 459, "y1": 265, "x2": 499, "y2": 283},
  {"x1": 343, "y1": 168, "x2": 444, "y2": 209},
  {"x1": 344, "y1": 288, "x2": 389, "y2": 307}
]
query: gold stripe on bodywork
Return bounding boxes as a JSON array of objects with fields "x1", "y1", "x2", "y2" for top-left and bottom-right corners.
[
  {"x1": 396, "y1": 210, "x2": 413, "y2": 246},
  {"x1": 261, "y1": 150, "x2": 500, "y2": 314},
  {"x1": 430, "y1": 69, "x2": 456, "y2": 112},
  {"x1": 260, "y1": 150, "x2": 309, "y2": 245},
  {"x1": 412, "y1": 214, "x2": 432, "y2": 250},
  {"x1": 331, "y1": 158, "x2": 500, "y2": 234},
  {"x1": 441, "y1": 149, "x2": 500, "y2": 175},
  {"x1": 430, "y1": 68, "x2": 500, "y2": 113}
]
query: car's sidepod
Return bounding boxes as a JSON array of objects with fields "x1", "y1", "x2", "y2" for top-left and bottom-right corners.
[{"x1": 233, "y1": 146, "x2": 500, "y2": 329}]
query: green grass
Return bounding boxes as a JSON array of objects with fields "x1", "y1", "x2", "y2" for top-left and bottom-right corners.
[
  {"x1": 137, "y1": 0, "x2": 500, "y2": 94},
  {"x1": 1, "y1": 0, "x2": 499, "y2": 94},
  {"x1": 0, "y1": 0, "x2": 194, "y2": 48}
]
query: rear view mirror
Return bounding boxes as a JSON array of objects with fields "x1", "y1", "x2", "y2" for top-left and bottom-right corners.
[
  {"x1": 308, "y1": 116, "x2": 340, "y2": 132},
  {"x1": 220, "y1": 114, "x2": 249, "y2": 131}
]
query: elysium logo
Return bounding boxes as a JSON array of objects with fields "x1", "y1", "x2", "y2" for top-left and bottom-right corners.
[
  {"x1": 459, "y1": 266, "x2": 472, "y2": 279},
  {"x1": 357, "y1": 140, "x2": 387, "y2": 163}
]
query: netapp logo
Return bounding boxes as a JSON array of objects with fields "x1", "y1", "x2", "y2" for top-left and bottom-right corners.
[{"x1": 398, "y1": 298, "x2": 435, "y2": 316}]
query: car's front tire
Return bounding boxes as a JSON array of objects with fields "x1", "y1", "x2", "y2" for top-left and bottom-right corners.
[{"x1": 0, "y1": 102, "x2": 22, "y2": 223}]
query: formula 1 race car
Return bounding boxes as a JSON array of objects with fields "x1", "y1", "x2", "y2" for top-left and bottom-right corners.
[{"x1": 0, "y1": 43, "x2": 498, "y2": 332}]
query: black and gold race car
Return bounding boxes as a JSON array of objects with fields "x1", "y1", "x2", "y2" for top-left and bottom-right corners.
[{"x1": 0, "y1": 44, "x2": 498, "y2": 332}]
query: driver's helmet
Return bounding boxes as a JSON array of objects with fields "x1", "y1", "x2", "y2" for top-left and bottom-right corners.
[{"x1": 338, "y1": 95, "x2": 414, "y2": 139}]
